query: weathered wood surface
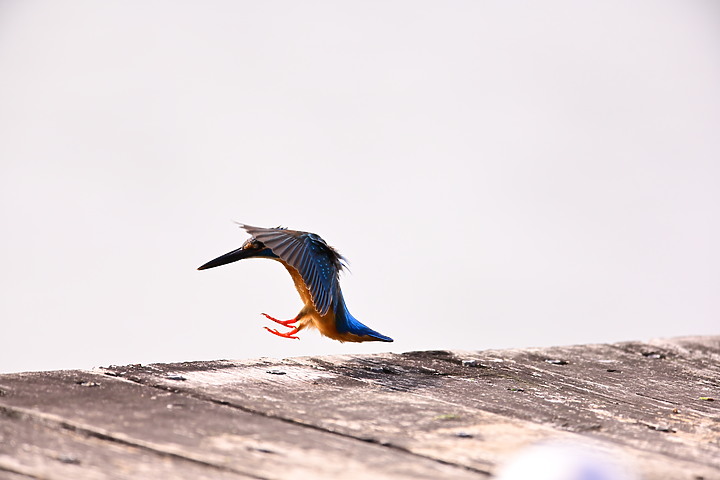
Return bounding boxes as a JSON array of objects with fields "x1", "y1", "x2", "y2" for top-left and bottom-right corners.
[{"x1": 0, "y1": 336, "x2": 718, "y2": 480}]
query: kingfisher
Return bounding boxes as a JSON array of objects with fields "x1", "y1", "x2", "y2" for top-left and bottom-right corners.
[{"x1": 198, "y1": 224, "x2": 393, "y2": 343}]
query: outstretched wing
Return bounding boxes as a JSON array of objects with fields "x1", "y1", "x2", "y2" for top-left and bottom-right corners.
[{"x1": 240, "y1": 224, "x2": 345, "y2": 316}]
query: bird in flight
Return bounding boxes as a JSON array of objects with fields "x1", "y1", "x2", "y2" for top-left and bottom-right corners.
[{"x1": 198, "y1": 224, "x2": 393, "y2": 343}]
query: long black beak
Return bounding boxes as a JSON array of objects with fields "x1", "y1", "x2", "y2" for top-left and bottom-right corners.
[{"x1": 197, "y1": 247, "x2": 253, "y2": 270}]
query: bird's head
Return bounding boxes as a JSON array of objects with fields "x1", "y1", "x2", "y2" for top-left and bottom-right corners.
[{"x1": 197, "y1": 237, "x2": 278, "y2": 270}]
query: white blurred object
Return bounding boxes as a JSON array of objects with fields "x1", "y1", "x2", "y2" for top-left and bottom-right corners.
[{"x1": 496, "y1": 441, "x2": 638, "y2": 480}]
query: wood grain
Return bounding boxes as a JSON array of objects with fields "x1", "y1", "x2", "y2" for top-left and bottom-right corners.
[{"x1": 1, "y1": 336, "x2": 718, "y2": 479}]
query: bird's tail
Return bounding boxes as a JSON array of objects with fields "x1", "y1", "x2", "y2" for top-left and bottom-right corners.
[{"x1": 334, "y1": 296, "x2": 393, "y2": 342}]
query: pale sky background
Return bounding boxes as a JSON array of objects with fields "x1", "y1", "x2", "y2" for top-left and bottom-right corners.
[{"x1": 1, "y1": 1, "x2": 718, "y2": 374}]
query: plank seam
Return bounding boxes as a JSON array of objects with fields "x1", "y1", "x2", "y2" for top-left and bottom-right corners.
[
  {"x1": 115, "y1": 374, "x2": 492, "y2": 478},
  {"x1": 0, "y1": 405, "x2": 267, "y2": 480},
  {"x1": 0, "y1": 462, "x2": 44, "y2": 480}
]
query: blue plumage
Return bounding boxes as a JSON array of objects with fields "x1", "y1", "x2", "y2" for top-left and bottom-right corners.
[
  {"x1": 198, "y1": 224, "x2": 393, "y2": 343},
  {"x1": 334, "y1": 295, "x2": 394, "y2": 342}
]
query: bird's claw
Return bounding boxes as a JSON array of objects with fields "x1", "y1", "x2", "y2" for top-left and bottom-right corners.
[
  {"x1": 261, "y1": 313, "x2": 301, "y2": 339},
  {"x1": 261, "y1": 313, "x2": 299, "y2": 326},
  {"x1": 264, "y1": 326, "x2": 300, "y2": 340}
]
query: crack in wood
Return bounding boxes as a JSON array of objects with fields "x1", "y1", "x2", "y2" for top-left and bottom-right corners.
[
  {"x1": 0, "y1": 462, "x2": 44, "y2": 480},
  {"x1": 0, "y1": 404, "x2": 269, "y2": 480},
  {"x1": 111, "y1": 370, "x2": 492, "y2": 477}
]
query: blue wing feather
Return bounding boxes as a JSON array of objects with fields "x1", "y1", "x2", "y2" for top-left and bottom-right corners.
[{"x1": 240, "y1": 225, "x2": 343, "y2": 316}]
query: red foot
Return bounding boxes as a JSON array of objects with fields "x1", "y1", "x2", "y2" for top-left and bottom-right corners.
[
  {"x1": 261, "y1": 313, "x2": 299, "y2": 326},
  {"x1": 264, "y1": 326, "x2": 300, "y2": 340},
  {"x1": 261, "y1": 313, "x2": 301, "y2": 339}
]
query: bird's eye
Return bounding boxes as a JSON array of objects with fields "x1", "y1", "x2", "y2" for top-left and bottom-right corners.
[{"x1": 243, "y1": 241, "x2": 262, "y2": 250}]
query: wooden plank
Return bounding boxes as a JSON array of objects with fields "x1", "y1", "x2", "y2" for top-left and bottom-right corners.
[
  {"x1": 0, "y1": 337, "x2": 717, "y2": 479},
  {"x1": 0, "y1": 370, "x2": 480, "y2": 480},
  {"x1": 98, "y1": 337, "x2": 720, "y2": 479}
]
